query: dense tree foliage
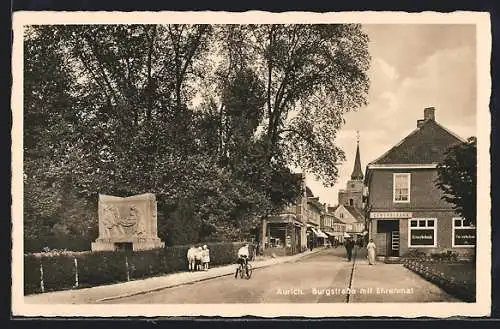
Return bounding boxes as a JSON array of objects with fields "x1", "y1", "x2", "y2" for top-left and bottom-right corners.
[
  {"x1": 23, "y1": 24, "x2": 370, "y2": 247},
  {"x1": 436, "y1": 137, "x2": 477, "y2": 226}
]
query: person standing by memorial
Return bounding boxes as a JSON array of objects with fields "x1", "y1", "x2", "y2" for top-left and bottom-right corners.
[{"x1": 202, "y1": 245, "x2": 210, "y2": 271}]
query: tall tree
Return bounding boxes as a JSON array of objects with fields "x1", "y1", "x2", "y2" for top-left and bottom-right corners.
[
  {"x1": 436, "y1": 137, "x2": 477, "y2": 226},
  {"x1": 24, "y1": 24, "x2": 371, "y2": 245},
  {"x1": 249, "y1": 24, "x2": 370, "y2": 186}
]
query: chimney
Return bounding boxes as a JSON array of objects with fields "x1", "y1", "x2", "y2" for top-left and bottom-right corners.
[
  {"x1": 424, "y1": 107, "x2": 435, "y2": 121},
  {"x1": 417, "y1": 119, "x2": 426, "y2": 128}
]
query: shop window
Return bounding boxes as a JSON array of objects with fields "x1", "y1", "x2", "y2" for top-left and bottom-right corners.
[
  {"x1": 393, "y1": 173, "x2": 411, "y2": 203},
  {"x1": 408, "y1": 218, "x2": 437, "y2": 247},
  {"x1": 452, "y1": 217, "x2": 476, "y2": 248}
]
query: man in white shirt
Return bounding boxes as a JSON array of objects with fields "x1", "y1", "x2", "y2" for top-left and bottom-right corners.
[{"x1": 235, "y1": 243, "x2": 250, "y2": 278}]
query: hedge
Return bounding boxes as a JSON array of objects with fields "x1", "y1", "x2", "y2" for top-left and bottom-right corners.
[
  {"x1": 25, "y1": 236, "x2": 94, "y2": 253},
  {"x1": 24, "y1": 242, "x2": 251, "y2": 295},
  {"x1": 403, "y1": 259, "x2": 475, "y2": 302}
]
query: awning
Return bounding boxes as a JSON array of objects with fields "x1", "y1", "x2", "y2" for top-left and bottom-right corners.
[
  {"x1": 312, "y1": 228, "x2": 328, "y2": 239},
  {"x1": 324, "y1": 231, "x2": 336, "y2": 237},
  {"x1": 318, "y1": 230, "x2": 329, "y2": 239}
]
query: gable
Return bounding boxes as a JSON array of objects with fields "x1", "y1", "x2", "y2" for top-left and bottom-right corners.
[
  {"x1": 371, "y1": 120, "x2": 463, "y2": 165},
  {"x1": 343, "y1": 205, "x2": 364, "y2": 221},
  {"x1": 333, "y1": 206, "x2": 357, "y2": 224}
]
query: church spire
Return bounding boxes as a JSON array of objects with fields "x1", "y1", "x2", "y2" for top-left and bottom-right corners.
[{"x1": 351, "y1": 131, "x2": 364, "y2": 181}]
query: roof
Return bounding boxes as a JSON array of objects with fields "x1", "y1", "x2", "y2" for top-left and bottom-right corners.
[
  {"x1": 369, "y1": 120, "x2": 463, "y2": 165},
  {"x1": 307, "y1": 197, "x2": 323, "y2": 211},
  {"x1": 343, "y1": 205, "x2": 364, "y2": 222},
  {"x1": 351, "y1": 142, "x2": 364, "y2": 180},
  {"x1": 327, "y1": 205, "x2": 339, "y2": 213}
]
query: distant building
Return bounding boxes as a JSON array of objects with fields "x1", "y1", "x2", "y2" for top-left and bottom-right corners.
[
  {"x1": 365, "y1": 107, "x2": 476, "y2": 260},
  {"x1": 332, "y1": 205, "x2": 365, "y2": 234},
  {"x1": 332, "y1": 135, "x2": 366, "y2": 241},
  {"x1": 320, "y1": 204, "x2": 336, "y2": 244},
  {"x1": 338, "y1": 135, "x2": 365, "y2": 209},
  {"x1": 305, "y1": 197, "x2": 328, "y2": 247}
]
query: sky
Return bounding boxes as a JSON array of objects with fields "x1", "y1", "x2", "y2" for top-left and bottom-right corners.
[{"x1": 304, "y1": 24, "x2": 477, "y2": 207}]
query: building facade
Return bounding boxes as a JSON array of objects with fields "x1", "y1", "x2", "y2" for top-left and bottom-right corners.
[
  {"x1": 320, "y1": 206, "x2": 336, "y2": 244},
  {"x1": 261, "y1": 173, "x2": 308, "y2": 256},
  {"x1": 306, "y1": 197, "x2": 328, "y2": 248},
  {"x1": 365, "y1": 107, "x2": 476, "y2": 259},
  {"x1": 332, "y1": 204, "x2": 365, "y2": 240}
]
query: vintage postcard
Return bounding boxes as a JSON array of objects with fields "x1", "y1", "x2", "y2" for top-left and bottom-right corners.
[{"x1": 11, "y1": 10, "x2": 491, "y2": 318}]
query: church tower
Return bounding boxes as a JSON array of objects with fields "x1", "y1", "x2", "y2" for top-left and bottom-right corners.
[{"x1": 338, "y1": 131, "x2": 364, "y2": 209}]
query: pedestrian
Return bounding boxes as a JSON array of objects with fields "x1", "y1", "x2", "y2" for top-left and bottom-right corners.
[
  {"x1": 195, "y1": 246, "x2": 203, "y2": 271},
  {"x1": 202, "y1": 245, "x2": 210, "y2": 271},
  {"x1": 344, "y1": 236, "x2": 354, "y2": 261},
  {"x1": 367, "y1": 239, "x2": 376, "y2": 265}
]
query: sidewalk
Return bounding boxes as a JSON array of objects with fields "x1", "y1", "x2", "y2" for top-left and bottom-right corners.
[
  {"x1": 349, "y1": 250, "x2": 460, "y2": 302},
  {"x1": 24, "y1": 248, "x2": 325, "y2": 304}
]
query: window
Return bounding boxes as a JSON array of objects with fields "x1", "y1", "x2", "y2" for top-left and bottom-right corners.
[
  {"x1": 393, "y1": 173, "x2": 411, "y2": 203},
  {"x1": 408, "y1": 218, "x2": 437, "y2": 247},
  {"x1": 349, "y1": 199, "x2": 354, "y2": 206},
  {"x1": 452, "y1": 217, "x2": 476, "y2": 248}
]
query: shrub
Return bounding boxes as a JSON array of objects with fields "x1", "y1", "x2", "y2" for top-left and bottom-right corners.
[
  {"x1": 404, "y1": 249, "x2": 427, "y2": 260},
  {"x1": 430, "y1": 250, "x2": 459, "y2": 262},
  {"x1": 24, "y1": 255, "x2": 42, "y2": 295},
  {"x1": 76, "y1": 252, "x2": 128, "y2": 286},
  {"x1": 128, "y1": 249, "x2": 165, "y2": 280},
  {"x1": 41, "y1": 254, "x2": 76, "y2": 291}
]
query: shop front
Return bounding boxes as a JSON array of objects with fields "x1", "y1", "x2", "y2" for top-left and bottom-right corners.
[
  {"x1": 369, "y1": 211, "x2": 476, "y2": 259},
  {"x1": 369, "y1": 211, "x2": 412, "y2": 258},
  {"x1": 264, "y1": 215, "x2": 303, "y2": 256},
  {"x1": 306, "y1": 225, "x2": 328, "y2": 249}
]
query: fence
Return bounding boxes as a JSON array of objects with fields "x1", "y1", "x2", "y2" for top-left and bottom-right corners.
[{"x1": 24, "y1": 242, "x2": 251, "y2": 295}]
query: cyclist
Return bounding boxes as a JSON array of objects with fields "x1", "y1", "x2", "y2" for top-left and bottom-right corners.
[{"x1": 235, "y1": 243, "x2": 250, "y2": 279}]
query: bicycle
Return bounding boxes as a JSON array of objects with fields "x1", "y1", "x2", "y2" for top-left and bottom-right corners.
[{"x1": 235, "y1": 256, "x2": 253, "y2": 279}]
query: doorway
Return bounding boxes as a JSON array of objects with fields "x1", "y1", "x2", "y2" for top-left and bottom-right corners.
[
  {"x1": 114, "y1": 242, "x2": 133, "y2": 251},
  {"x1": 376, "y1": 220, "x2": 400, "y2": 257}
]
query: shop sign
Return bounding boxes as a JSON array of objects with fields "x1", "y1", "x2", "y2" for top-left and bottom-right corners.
[
  {"x1": 410, "y1": 229, "x2": 434, "y2": 246},
  {"x1": 370, "y1": 211, "x2": 412, "y2": 219},
  {"x1": 454, "y1": 228, "x2": 476, "y2": 246}
]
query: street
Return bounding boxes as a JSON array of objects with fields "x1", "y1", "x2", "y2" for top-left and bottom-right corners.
[{"x1": 100, "y1": 247, "x2": 459, "y2": 304}]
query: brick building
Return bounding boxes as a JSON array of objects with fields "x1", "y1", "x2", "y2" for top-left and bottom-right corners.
[{"x1": 365, "y1": 107, "x2": 476, "y2": 260}]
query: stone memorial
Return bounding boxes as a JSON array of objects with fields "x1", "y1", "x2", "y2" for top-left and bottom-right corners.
[{"x1": 91, "y1": 193, "x2": 165, "y2": 251}]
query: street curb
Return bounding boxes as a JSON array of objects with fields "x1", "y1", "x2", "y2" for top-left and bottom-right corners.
[
  {"x1": 346, "y1": 247, "x2": 358, "y2": 303},
  {"x1": 95, "y1": 248, "x2": 326, "y2": 303}
]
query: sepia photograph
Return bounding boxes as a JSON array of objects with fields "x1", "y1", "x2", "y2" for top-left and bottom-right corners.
[{"x1": 11, "y1": 11, "x2": 491, "y2": 317}]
